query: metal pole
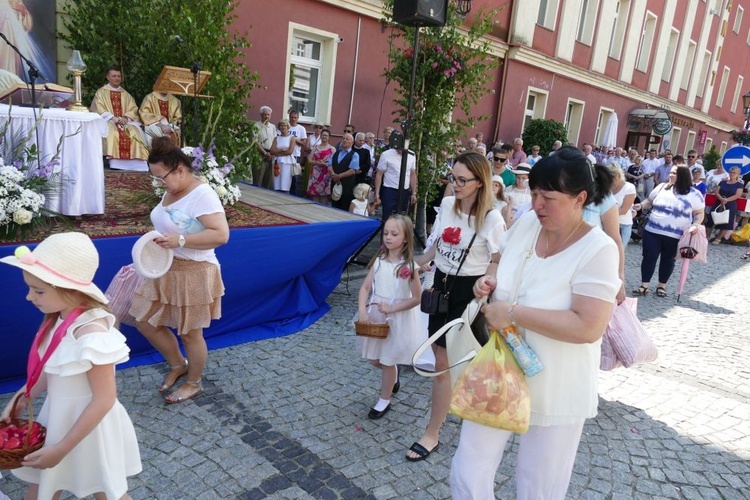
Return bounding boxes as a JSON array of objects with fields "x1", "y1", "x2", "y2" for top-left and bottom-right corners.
[{"x1": 397, "y1": 27, "x2": 420, "y2": 214}]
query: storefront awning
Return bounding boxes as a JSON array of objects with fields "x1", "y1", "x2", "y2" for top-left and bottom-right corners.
[{"x1": 628, "y1": 108, "x2": 671, "y2": 120}]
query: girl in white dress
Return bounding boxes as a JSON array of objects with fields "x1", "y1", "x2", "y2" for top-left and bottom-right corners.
[
  {"x1": 349, "y1": 183, "x2": 379, "y2": 216},
  {"x1": 0, "y1": 232, "x2": 141, "y2": 500},
  {"x1": 357, "y1": 215, "x2": 422, "y2": 419}
]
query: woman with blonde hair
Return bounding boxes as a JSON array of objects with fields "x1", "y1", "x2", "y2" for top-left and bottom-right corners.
[
  {"x1": 407, "y1": 151, "x2": 506, "y2": 462},
  {"x1": 607, "y1": 162, "x2": 637, "y2": 245}
]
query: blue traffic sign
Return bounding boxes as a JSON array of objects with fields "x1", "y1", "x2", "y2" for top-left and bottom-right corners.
[{"x1": 721, "y1": 145, "x2": 750, "y2": 175}]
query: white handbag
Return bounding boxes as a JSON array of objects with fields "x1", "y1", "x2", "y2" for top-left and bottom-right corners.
[
  {"x1": 711, "y1": 205, "x2": 730, "y2": 225},
  {"x1": 291, "y1": 162, "x2": 302, "y2": 176},
  {"x1": 412, "y1": 298, "x2": 487, "y2": 388}
]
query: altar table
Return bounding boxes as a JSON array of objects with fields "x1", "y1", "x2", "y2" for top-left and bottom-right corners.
[{"x1": 0, "y1": 104, "x2": 108, "y2": 215}]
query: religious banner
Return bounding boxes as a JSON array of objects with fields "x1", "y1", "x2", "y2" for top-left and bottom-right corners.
[{"x1": 0, "y1": 0, "x2": 56, "y2": 83}]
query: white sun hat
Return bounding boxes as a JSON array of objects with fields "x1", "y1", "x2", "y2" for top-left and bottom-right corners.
[
  {"x1": 131, "y1": 230, "x2": 174, "y2": 279},
  {"x1": 0, "y1": 232, "x2": 108, "y2": 304}
]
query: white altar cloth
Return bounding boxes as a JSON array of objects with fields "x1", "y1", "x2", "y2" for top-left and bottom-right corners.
[{"x1": 0, "y1": 104, "x2": 107, "y2": 216}]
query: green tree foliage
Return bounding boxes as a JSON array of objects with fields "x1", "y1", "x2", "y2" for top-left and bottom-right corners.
[
  {"x1": 522, "y1": 119, "x2": 568, "y2": 156},
  {"x1": 702, "y1": 145, "x2": 721, "y2": 171},
  {"x1": 60, "y1": 0, "x2": 259, "y2": 180},
  {"x1": 382, "y1": 1, "x2": 499, "y2": 203}
]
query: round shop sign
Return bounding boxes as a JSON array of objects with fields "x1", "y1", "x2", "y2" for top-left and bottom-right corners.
[{"x1": 652, "y1": 118, "x2": 673, "y2": 136}]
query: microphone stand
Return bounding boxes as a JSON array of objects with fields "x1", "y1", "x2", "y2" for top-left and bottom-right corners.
[
  {"x1": 0, "y1": 31, "x2": 45, "y2": 172},
  {"x1": 190, "y1": 59, "x2": 201, "y2": 146},
  {"x1": 0, "y1": 32, "x2": 43, "y2": 110}
]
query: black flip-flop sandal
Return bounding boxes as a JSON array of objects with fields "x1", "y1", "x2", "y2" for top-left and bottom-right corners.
[
  {"x1": 656, "y1": 286, "x2": 667, "y2": 298},
  {"x1": 406, "y1": 441, "x2": 439, "y2": 462}
]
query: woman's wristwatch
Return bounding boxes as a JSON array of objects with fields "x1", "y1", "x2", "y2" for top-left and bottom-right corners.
[{"x1": 178, "y1": 235, "x2": 186, "y2": 248}]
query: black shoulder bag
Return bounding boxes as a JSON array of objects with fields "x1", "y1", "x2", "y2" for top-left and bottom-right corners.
[{"x1": 420, "y1": 231, "x2": 478, "y2": 315}]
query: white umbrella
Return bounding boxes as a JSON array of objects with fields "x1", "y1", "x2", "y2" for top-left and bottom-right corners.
[{"x1": 602, "y1": 113, "x2": 619, "y2": 149}]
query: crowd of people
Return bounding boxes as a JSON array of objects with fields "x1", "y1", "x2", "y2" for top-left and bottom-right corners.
[{"x1": 4, "y1": 103, "x2": 750, "y2": 498}]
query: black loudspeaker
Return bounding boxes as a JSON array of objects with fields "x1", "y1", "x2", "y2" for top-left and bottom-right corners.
[
  {"x1": 393, "y1": 0, "x2": 447, "y2": 27},
  {"x1": 389, "y1": 130, "x2": 405, "y2": 150}
]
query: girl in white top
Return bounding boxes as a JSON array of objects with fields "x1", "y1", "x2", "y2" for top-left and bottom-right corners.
[
  {"x1": 357, "y1": 215, "x2": 422, "y2": 419},
  {"x1": 607, "y1": 162, "x2": 637, "y2": 245},
  {"x1": 270, "y1": 119, "x2": 297, "y2": 193},
  {"x1": 455, "y1": 146, "x2": 619, "y2": 499},
  {"x1": 505, "y1": 163, "x2": 532, "y2": 226},
  {"x1": 1, "y1": 233, "x2": 141, "y2": 500},
  {"x1": 491, "y1": 174, "x2": 511, "y2": 227},
  {"x1": 349, "y1": 183, "x2": 379, "y2": 216}
]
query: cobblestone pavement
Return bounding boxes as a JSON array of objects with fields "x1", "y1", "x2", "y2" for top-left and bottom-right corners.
[{"x1": 1, "y1": 239, "x2": 749, "y2": 499}]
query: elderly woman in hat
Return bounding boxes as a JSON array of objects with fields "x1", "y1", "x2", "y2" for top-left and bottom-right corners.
[
  {"x1": 453, "y1": 146, "x2": 620, "y2": 499},
  {"x1": 130, "y1": 137, "x2": 230, "y2": 404}
]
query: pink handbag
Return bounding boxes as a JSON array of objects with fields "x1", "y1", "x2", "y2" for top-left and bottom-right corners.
[{"x1": 602, "y1": 298, "x2": 657, "y2": 368}]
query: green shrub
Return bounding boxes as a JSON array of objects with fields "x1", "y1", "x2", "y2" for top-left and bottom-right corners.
[{"x1": 522, "y1": 119, "x2": 568, "y2": 156}]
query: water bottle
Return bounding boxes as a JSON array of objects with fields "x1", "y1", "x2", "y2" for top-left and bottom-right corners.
[{"x1": 500, "y1": 325, "x2": 543, "y2": 377}]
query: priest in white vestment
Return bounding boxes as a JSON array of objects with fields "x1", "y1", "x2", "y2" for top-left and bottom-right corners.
[
  {"x1": 91, "y1": 66, "x2": 148, "y2": 166},
  {"x1": 139, "y1": 91, "x2": 182, "y2": 146}
]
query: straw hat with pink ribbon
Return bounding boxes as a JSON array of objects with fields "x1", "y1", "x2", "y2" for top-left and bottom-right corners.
[{"x1": 0, "y1": 232, "x2": 108, "y2": 304}]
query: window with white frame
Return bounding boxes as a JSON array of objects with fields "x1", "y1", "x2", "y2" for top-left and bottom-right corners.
[
  {"x1": 735, "y1": 6, "x2": 744, "y2": 33},
  {"x1": 594, "y1": 108, "x2": 614, "y2": 146},
  {"x1": 720, "y1": 141, "x2": 728, "y2": 154},
  {"x1": 669, "y1": 127, "x2": 682, "y2": 154},
  {"x1": 564, "y1": 99, "x2": 585, "y2": 147},
  {"x1": 636, "y1": 13, "x2": 657, "y2": 72},
  {"x1": 608, "y1": 0, "x2": 631, "y2": 59},
  {"x1": 704, "y1": 137, "x2": 713, "y2": 155},
  {"x1": 685, "y1": 131, "x2": 696, "y2": 154},
  {"x1": 576, "y1": 0, "x2": 600, "y2": 45},
  {"x1": 662, "y1": 29, "x2": 680, "y2": 83},
  {"x1": 716, "y1": 66, "x2": 730, "y2": 107},
  {"x1": 697, "y1": 50, "x2": 712, "y2": 97},
  {"x1": 537, "y1": 0, "x2": 560, "y2": 29},
  {"x1": 286, "y1": 25, "x2": 338, "y2": 124},
  {"x1": 523, "y1": 88, "x2": 549, "y2": 133},
  {"x1": 731, "y1": 75, "x2": 744, "y2": 113},
  {"x1": 681, "y1": 41, "x2": 697, "y2": 90}
]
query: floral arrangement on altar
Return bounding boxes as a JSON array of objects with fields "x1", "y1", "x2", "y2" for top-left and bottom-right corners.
[
  {"x1": 152, "y1": 141, "x2": 242, "y2": 206},
  {"x1": 0, "y1": 141, "x2": 60, "y2": 241}
]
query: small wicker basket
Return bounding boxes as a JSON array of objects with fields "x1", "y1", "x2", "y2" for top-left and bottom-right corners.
[
  {"x1": 0, "y1": 394, "x2": 46, "y2": 470},
  {"x1": 355, "y1": 321, "x2": 390, "y2": 339}
]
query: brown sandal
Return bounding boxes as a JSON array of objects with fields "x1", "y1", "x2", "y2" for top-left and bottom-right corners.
[{"x1": 632, "y1": 285, "x2": 649, "y2": 296}]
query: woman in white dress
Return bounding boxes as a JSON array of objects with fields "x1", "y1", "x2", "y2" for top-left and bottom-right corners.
[{"x1": 270, "y1": 119, "x2": 297, "y2": 193}]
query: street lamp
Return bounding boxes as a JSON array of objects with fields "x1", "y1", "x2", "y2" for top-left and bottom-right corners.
[{"x1": 743, "y1": 91, "x2": 750, "y2": 129}]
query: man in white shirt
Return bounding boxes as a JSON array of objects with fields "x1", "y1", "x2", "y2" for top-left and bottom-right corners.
[
  {"x1": 374, "y1": 142, "x2": 417, "y2": 221},
  {"x1": 287, "y1": 109, "x2": 308, "y2": 195},
  {"x1": 582, "y1": 144, "x2": 597, "y2": 165},
  {"x1": 686, "y1": 149, "x2": 705, "y2": 180},
  {"x1": 253, "y1": 105, "x2": 277, "y2": 189},
  {"x1": 640, "y1": 148, "x2": 662, "y2": 196}
]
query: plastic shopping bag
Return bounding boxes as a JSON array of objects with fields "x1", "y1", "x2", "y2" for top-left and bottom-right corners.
[
  {"x1": 604, "y1": 298, "x2": 657, "y2": 367},
  {"x1": 449, "y1": 330, "x2": 530, "y2": 433},
  {"x1": 731, "y1": 222, "x2": 750, "y2": 243}
]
